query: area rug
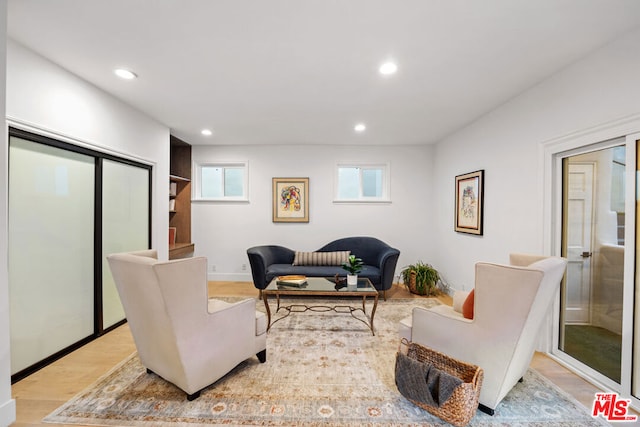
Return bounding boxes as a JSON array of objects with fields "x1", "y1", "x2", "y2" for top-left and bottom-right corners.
[{"x1": 44, "y1": 298, "x2": 607, "y2": 426}]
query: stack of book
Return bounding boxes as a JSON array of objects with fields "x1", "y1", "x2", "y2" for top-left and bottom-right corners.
[{"x1": 276, "y1": 275, "x2": 307, "y2": 287}]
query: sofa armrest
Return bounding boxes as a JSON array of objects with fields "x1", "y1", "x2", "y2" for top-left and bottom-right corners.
[
  {"x1": 247, "y1": 245, "x2": 295, "y2": 289},
  {"x1": 378, "y1": 247, "x2": 400, "y2": 291}
]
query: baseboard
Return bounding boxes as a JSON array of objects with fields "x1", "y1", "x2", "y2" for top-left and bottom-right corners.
[
  {"x1": 0, "y1": 397, "x2": 16, "y2": 426},
  {"x1": 207, "y1": 272, "x2": 253, "y2": 282}
]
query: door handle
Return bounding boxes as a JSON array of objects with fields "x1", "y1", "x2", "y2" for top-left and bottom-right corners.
[{"x1": 581, "y1": 251, "x2": 592, "y2": 258}]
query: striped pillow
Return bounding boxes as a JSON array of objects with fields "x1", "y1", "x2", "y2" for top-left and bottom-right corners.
[{"x1": 292, "y1": 251, "x2": 351, "y2": 266}]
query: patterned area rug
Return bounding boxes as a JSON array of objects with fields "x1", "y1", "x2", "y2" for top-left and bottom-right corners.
[{"x1": 44, "y1": 298, "x2": 607, "y2": 426}]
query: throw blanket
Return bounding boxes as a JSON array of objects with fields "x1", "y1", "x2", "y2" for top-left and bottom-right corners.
[{"x1": 395, "y1": 352, "x2": 463, "y2": 407}]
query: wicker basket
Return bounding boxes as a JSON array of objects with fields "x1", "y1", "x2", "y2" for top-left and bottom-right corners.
[{"x1": 396, "y1": 339, "x2": 483, "y2": 427}]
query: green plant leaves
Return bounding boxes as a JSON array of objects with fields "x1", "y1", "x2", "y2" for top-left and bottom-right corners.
[
  {"x1": 341, "y1": 254, "x2": 364, "y2": 275},
  {"x1": 400, "y1": 261, "x2": 439, "y2": 295}
]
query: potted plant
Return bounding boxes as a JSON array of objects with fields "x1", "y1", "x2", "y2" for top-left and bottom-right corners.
[
  {"x1": 342, "y1": 255, "x2": 364, "y2": 289},
  {"x1": 400, "y1": 261, "x2": 440, "y2": 296}
]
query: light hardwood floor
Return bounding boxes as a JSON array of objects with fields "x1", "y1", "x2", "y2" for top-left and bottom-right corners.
[{"x1": 9, "y1": 282, "x2": 630, "y2": 426}]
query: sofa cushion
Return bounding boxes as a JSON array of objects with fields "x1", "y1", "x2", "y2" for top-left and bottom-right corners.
[{"x1": 292, "y1": 251, "x2": 350, "y2": 266}]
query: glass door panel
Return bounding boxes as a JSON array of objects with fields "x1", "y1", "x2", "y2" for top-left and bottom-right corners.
[
  {"x1": 560, "y1": 146, "x2": 624, "y2": 384},
  {"x1": 8, "y1": 136, "x2": 95, "y2": 374},
  {"x1": 634, "y1": 140, "x2": 640, "y2": 399},
  {"x1": 102, "y1": 159, "x2": 150, "y2": 329}
]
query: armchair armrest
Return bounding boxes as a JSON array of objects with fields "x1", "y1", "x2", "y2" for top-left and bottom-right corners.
[
  {"x1": 199, "y1": 298, "x2": 256, "y2": 359},
  {"x1": 178, "y1": 298, "x2": 257, "y2": 394}
]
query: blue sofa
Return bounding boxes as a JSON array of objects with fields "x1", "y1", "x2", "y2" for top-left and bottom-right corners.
[{"x1": 247, "y1": 236, "x2": 400, "y2": 299}]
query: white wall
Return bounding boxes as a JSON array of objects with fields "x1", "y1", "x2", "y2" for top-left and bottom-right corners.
[
  {"x1": 0, "y1": 2, "x2": 15, "y2": 425},
  {"x1": 6, "y1": 39, "x2": 170, "y2": 258},
  {"x1": 0, "y1": 39, "x2": 170, "y2": 424},
  {"x1": 192, "y1": 144, "x2": 434, "y2": 281},
  {"x1": 432, "y1": 27, "x2": 640, "y2": 290}
]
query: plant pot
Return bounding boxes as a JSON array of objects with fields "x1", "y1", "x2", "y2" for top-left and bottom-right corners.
[
  {"x1": 347, "y1": 274, "x2": 358, "y2": 290},
  {"x1": 408, "y1": 271, "x2": 434, "y2": 296}
]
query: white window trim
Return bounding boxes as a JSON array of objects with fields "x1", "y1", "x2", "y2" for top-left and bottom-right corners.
[
  {"x1": 192, "y1": 160, "x2": 249, "y2": 202},
  {"x1": 333, "y1": 162, "x2": 391, "y2": 204}
]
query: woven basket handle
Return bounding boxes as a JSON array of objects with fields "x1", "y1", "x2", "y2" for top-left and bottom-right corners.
[
  {"x1": 470, "y1": 366, "x2": 483, "y2": 388},
  {"x1": 399, "y1": 337, "x2": 411, "y2": 355}
]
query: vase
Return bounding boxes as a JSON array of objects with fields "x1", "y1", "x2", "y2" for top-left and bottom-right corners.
[{"x1": 347, "y1": 274, "x2": 358, "y2": 290}]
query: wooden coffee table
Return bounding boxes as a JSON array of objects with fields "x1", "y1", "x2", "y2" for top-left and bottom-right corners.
[{"x1": 262, "y1": 276, "x2": 379, "y2": 335}]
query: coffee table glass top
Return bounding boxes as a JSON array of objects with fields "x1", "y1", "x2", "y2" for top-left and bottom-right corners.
[{"x1": 265, "y1": 276, "x2": 376, "y2": 293}]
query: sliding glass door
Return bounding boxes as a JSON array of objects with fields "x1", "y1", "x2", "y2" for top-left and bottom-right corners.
[
  {"x1": 8, "y1": 128, "x2": 152, "y2": 380},
  {"x1": 101, "y1": 159, "x2": 150, "y2": 329},
  {"x1": 559, "y1": 144, "x2": 624, "y2": 385},
  {"x1": 8, "y1": 136, "x2": 95, "y2": 375}
]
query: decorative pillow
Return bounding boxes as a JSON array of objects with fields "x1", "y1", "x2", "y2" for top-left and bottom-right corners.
[
  {"x1": 462, "y1": 289, "x2": 475, "y2": 319},
  {"x1": 292, "y1": 251, "x2": 351, "y2": 266},
  {"x1": 452, "y1": 290, "x2": 471, "y2": 313}
]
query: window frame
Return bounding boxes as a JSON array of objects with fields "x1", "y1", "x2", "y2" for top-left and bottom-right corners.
[
  {"x1": 333, "y1": 162, "x2": 391, "y2": 203},
  {"x1": 193, "y1": 161, "x2": 249, "y2": 202}
]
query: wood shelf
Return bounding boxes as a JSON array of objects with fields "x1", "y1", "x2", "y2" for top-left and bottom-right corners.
[
  {"x1": 169, "y1": 242, "x2": 195, "y2": 260},
  {"x1": 170, "y1": 174, "x2": 191, "y2": 182},
  {"x1": 169, "y1": 136, "x2": 193, "y2": 256}
]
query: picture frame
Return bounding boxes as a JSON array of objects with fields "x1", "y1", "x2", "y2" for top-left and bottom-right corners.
[
  {"x1": 455, "y1": 170, "x2": 484, "y2": 235},
  {"x1": 272, "y1": 177, "x2": 309, "y2": 223}
]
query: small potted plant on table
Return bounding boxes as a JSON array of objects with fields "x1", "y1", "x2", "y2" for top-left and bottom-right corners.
[{"x1": 342, "y1": 255, "x2": 364, "y2": 290}]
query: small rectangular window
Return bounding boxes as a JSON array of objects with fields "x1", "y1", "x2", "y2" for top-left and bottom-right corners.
[
  {"x1": 335, "y1": 163, "x2": 390, "y2": 203},
  {"x1": 195, "y1": 162, "x2": 248, "y2": 201}
]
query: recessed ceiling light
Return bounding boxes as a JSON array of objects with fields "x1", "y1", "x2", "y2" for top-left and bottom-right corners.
[
  {"x1": 379, "y1": 61, "x2": 398, "y2": 76},
  {"x1": 354, "y1": 123, "x2": 366, "y2": 133},
  {"x1": 114, "y1": 68, "x2": 137, "y2": 80},
  {"x1": 201, "y1": 129, "x2": 213, "y2": 136}
]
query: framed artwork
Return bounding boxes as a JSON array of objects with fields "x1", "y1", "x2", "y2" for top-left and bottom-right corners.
[
  {"x1": 455, "y1": 170, "x2": 484, "y2": 235},
  {"x1": 272, "y1": 177, "x2": 309, "y2": 223}
]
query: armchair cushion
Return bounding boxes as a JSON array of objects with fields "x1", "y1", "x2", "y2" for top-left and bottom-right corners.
[{"x1": 292, "y1": 250, "x2": 350, "y2": 266}]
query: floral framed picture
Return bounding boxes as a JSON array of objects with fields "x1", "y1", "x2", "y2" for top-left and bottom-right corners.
[
  {"x1": 455, "y1": 170, "x2": 484, "y2": 235},
  {"x1": 272, "y1": 177, "x2": 309, "y2": 223}
]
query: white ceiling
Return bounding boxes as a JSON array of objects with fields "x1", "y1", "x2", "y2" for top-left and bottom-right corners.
[{"x1": 7, "y1": 0, "x2": 640, "y2": 146}]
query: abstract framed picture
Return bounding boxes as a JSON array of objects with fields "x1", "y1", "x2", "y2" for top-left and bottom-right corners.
[
  {"x1": 455, "y1": 170, "x2": 484, "y2": 235},
  {"x1": 272, "y1": 177, "x2": 309, "y2": 223}
]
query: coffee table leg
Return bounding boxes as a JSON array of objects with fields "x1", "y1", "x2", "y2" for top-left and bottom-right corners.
[
  {"x1": 262, "y1": 292, "x2": 272, "y2": 332},
  {"x1": 369, "y1": 294, "x2": 379, "y2": 336}
]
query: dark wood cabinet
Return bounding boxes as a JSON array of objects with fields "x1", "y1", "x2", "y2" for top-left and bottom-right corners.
[{"x1": 169, "y1": 136, "x2": 194, "y2": 259}]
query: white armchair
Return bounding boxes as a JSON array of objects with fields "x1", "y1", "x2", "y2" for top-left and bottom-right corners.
[
  {"x1": 398, "y1": 254, "x2": 567, "y2": 414},
  {"x1": 107, "y1": 250, "x2": 267, "y2": 400}
]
